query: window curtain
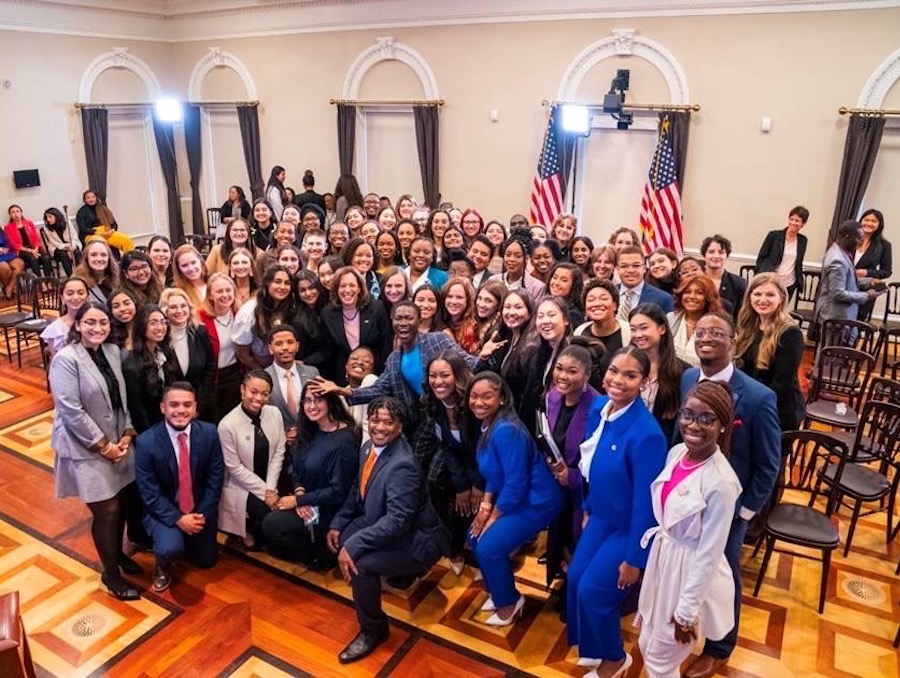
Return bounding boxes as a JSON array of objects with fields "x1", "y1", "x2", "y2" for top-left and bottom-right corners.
[
  {"x1": 184, "y1": 104, "x2": 204, "y2": 235},
  {"x1": 663, "y1": 111, "x2": 691, "y2": 188},
  {"x1": 152, "y1": 115, "x2": 184, "y2": 243},
  {"x1": 413, "y1": 104, "x2": 440, "y2": 208},
  {"x1": 237, "y1": 104, "x2": 264, "y2": 200},
  {"x1": 337, "y1": 104, "x2": 356, "y2": 176},
  {"x1": 829, "y1": 113, "x2": 886, "y2": 243},
  {"x1": 80, "y1": 108, "x2": 109, "y2": 201}
]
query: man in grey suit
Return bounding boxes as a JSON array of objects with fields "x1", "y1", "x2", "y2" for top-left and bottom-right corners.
[
  {"x1": 814, "y1": 219, "x2": 885, "y2": 329},
  {"x1": 264, "y1": 324, "x2": 319, "y2": 448},
  {"x1": 327, "y1": 397, "x2": 450, "y2": 664}
]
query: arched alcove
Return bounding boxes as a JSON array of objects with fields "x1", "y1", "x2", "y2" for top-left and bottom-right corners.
[
  {"x1": 342, "y1": 37, "x2": 439, "y2": 100},
  {"x1": 858, "y1": 46, "x2": 900, "y2": 108},
  {"x1": 77, "y1": 47, "x2": 161, "y2": 103},
  {"x1": 187, "y1": 47, "x2": 258, "y2": 101}
]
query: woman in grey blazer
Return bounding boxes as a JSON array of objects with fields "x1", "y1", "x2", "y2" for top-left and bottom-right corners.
[{"x1": 49, "y1": 301, "x2": 142, "y2": 601}]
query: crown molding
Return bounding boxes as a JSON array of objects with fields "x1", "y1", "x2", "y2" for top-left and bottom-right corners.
[{"x1": 0, "y1": 0, "x2": 898, "y2": 42}]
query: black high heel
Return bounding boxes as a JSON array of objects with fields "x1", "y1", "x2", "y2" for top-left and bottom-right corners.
[
  {"x1": 117, "y1": 553, "x2": 143, "y2": 575},
  {"x1": 101, "y1": 573, "x2": 140, "y2": 601}
]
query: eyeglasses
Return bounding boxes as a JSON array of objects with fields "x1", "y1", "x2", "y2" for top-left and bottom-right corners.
[
  {"x1": 693, "y1": 327, "x2": 731, "y2": 340},
  {"x1": 127, "y1": 264, "x2": 151, "y2": 273},
  {"x1": 462, "y1": 219, "x2": 481, "y2": 226},
  {"x1": 148, "y1": 319, "x2": 169, "y2": 327},
  {"x1": 678, "y1": 408, "x2": 719, "y2": 427},
  {"x1": 80, "y1": 319, "x2": 110, "y2": 328},
  {"x1": 302, "y1": 395, "x2": 325, "y2": 405}
]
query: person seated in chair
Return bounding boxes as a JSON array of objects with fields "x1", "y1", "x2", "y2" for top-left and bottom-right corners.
[
  {"x1": 135, "y1": 382, "x2": 224, "y2": 593},
  {"x1": 326, "y1": 396, "x2": 451, "y2": 664}
]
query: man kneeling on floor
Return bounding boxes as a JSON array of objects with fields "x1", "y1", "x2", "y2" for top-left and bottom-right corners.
[
  {"x1": 135, "y1": 382, "x2": 224, "y2": 593},
  {"x1": 327, "y1": 396, "x2": 451, "y2": 663}
]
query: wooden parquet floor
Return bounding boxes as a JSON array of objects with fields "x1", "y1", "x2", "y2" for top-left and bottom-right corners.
[{"x1": 0, "y1": 341, "x2": 898, "y2": 677}]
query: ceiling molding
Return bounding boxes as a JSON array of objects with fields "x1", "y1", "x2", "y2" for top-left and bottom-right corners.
[{"x1": 0, "y1": 0, "x2": 898, "y2": 42}]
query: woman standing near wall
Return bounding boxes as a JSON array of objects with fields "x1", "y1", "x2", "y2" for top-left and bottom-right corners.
[
  {"x1": 265, "y1": 166, "x2": 288, "y2": 221},
  {"x1": 755, "y1": 205, "x2": 809, "y2": 302},
  {"x1": 854, "y1": 208, "x2": 892, "y2": 321}
]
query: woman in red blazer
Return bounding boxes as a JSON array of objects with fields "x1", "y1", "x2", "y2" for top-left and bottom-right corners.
[{"x1": 5, "y1": 204, "x2": 52, "y2": 276}]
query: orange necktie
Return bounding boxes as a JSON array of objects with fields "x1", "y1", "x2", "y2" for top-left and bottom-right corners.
[
  {"x1": 359, "y1": 450, "x2": 378, "y2": 498},
  {"x1": 285, "y1": 370, "x2": 298, "y2": 418}
]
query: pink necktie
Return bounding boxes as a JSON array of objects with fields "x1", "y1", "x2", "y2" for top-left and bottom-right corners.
[
  {"x1": 177, "y1": 432, "x2": 194, "y2": 513},
  {"x1": 285, "y1": 371, "x2": 299, "y2": 418}
]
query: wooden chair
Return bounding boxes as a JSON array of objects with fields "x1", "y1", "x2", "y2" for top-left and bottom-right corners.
[
  {"x1": 804, "y1": 346, "x2": 874, "y2": 432},
  {"x1": 0, "y1": 591, "x2": 36, "y2": 678},
  {"x1": 814, "y1": 399, "x2": 900, "y2": 556},
  {"x1": 0, "y1": 276, "x2": 37, "y2": 363},
  {"x1": 790, "y1": 269, "x2": 821, "y2": 334},
  {"x1": 739, "y1": 264, "x2": 756, "y2": 285},
  {"x1": 37, "y1": 228, "x2": 62, "y2": 279},
  {"x1": 873, "y1": 281, "x2": 900, "y2": 333},
  {"x1": 752, "y1": 430, "x2": 846, "y2": 614},
  {"x1": 826, "y1": 377, "x2": 900, "y2": 464},
  {"x1": 206, "y1": 207, "x2": 223, "y2": 239},
  {"x1": 817, "y1": 318, "x2": 877, "y2": 356},
  {"x1": 14, "y1": 277, "x2": 60, "y2": 369}
]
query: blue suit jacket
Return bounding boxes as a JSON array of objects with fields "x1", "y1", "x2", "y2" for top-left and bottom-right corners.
[
  {"x1": 679, "y1": 367, "x2": 780, "y2": 517},
  {"x1": 639, "y1": 284, "x2": 674, "y2": 314},
  {"x1": 135, "y1": 420, "x2": 224, "y2": 528}
]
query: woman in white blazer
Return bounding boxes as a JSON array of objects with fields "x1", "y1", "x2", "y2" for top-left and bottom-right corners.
[
  {"x1": 218, "y1": 369, "x2": 286, "y2": 549},
  {"x1": 637, "y1": 381, "x2": 742, "y2": 678},
  {"x1": 50, "y1": 301, "x2": 142, "y2": 601}
]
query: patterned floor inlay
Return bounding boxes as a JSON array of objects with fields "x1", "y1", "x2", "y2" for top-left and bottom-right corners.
[
  {"x1": 0, "y1": 411, "x2": 55, "y2": 469},
  {"x1": 0, "y1": 518, "x2": 173, "y2": 677}
]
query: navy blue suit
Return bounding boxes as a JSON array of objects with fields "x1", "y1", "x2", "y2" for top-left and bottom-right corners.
[
  {"x1": 679, "y1": 367, "x2": 780, "y2": 658},
  {"x1": 135, "y1": 420, "x2": 224, "y2": 568},
  {"x1": 638, "y1": 284, "x2": 674, "y2": 314}
]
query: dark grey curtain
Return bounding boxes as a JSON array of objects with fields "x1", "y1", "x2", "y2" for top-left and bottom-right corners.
[
  {"x1": 829, "y1": 114, "x2": 886, "y2": 243},
  {"x1": 80, "y1": 108, "x2": 109, "y2": 201},
  {"x1": 337, "y1": 104, "x2": 356, "y2": 175},
  {"x1": 554, "y1": 106, "x2": 577, "y2": 201},
  {"x1": 184, "y1": 104, "x2": 203, "y2": 235},
  {"x1": 237, "y1": 104, "x2": 264, "y2": 200},
  {"x1": 413, "y1": 104, "x2": 440, "y2": 208},
  {"x1": 663, "y1": 111, "x2": 691, "y2": 187},
  {"x1": 152, "y1": 115, "x2": 184, "y2": 243}
]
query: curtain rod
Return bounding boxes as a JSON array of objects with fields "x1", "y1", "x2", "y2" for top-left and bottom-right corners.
[
  {"x1": 329, "y1": 98, "x2": 444, "y2": 106},
  {"x1": 541, "y1": 99, "x2": 700, "y2": 112},
  {"x1": 74, "y1": 100, "x2": 259, "y2": 109},
  {"x1": 839, "y1": 106, "x2": 900, "y2": 116}
]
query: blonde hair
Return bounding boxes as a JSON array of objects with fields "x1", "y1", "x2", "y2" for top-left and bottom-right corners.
[
  {"x1": 734, "y1": 272, "x2": 793, "y2": 371},
  {"x1": 172, "y1": 244, "x2": 208, "y2": 309},
  {"x1": 159, "y1": 286, "x2": 197, "y2": 327},
  {"x1": 204, "y1": 272, "x2": 238, "y2": 316}
]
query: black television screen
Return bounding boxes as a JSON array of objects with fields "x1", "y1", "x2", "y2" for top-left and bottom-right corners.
[{"x1": 13, "y1": 169, "x2": 40, "y2": 189}]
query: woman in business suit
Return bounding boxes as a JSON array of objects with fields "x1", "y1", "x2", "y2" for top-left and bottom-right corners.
[
  {"x1": 667, "y1": 276, "x2": 724, "y2": 368},
  {"x1": 855, "y1": 208, "x2": 892, "y2": 320},
  {"x1": 197, "y1": 273, "x2": 243, "y2": 424},
  {"x1": 701, "y1": 235, "x2": 746, "y2": 321},
  {"x1": 567, "y1": 347, "x2": 668, "y2": 676},
  {"x1": 468, "y1": 371, "x2": 563, "y2": 627},
  {"x1": 735, "y1": 273, "x2": 805, "y2": 431},
  {"x1": 160, "y1": 287, "x2": 215, "y2": 419},
  {"x1": 123, "y1": 304, "x2": 179, "y2": 433},
  {"x1": 320, "y1": 266, "x2": 391, "y2": 383},
  {"x1": 233, "y1": 264, "x2": 296, "y2": 370},
  {"x1": 263, "y1": 382, "x2": 360, "y2": 568},
  {"x1": 49, "y1": 301, "x2": 142, "y2": 600},
  {"x1": 218, "y1": 370, "x2": 286, "y2": 549},
  {"x1": 755, "y1": 205, "x2": 809, "y2": 302}
]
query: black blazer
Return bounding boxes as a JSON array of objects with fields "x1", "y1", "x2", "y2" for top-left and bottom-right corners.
[
  {"x1": 652, "y1": 358, "x2": 690, "y2": 441},
  {"x1": 329, "y1": 437, "x2": 451, "y2": 565},
  {"x1": 719, "y1": 271, "x2": 748, "y2": 321},
  {"x1": 135, "y1": 420, "x2": 224, "y2": 527},
  {"x1": 321, "y1": 300, "x2": 392, "y2": 384},
  {"x1": 738, "y1": 324, "x2": 806, "y2": 431},
  {"x1": 293, "y1": 190, "x2": 326, "y2": 212},
  {"x1": 123, "y1": 345, "x2": 179, "y2": 433},
  {"x1": 170, "y1": 326, "x2": 215, "y2": 415},
  {"x1": 219, "y1": 199, "x2": 251, "y2": 222},
  {"x1": 855, "y1": 237, "x2": 892, "y2": 280},
  {"x1": 756, "y1": 228, "x2": 808, "y2": 288}
]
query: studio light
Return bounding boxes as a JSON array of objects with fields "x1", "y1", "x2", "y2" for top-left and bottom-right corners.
[
  {"x1": 155, "y1": 98, "x2": 183, "y2": 123},
  {"x1": 561, "y1": 104, "x2": 591, "y2": 136}
]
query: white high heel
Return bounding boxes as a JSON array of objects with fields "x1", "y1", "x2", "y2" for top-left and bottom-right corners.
[
  {"x1": 480, "y1": 596, "x2": 496, "y2": 612},
  {"x1": 484, "y1": 595, "x2": 525, "y2": 627},
  {"x1": 576, "y1": 657, "x2": 602, "y2": 668},
  {"x1": 584, "y1": 652, "x2": 631, "y2": 678}
]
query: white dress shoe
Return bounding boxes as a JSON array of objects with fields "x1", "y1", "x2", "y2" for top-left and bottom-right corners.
[
  {"x1": 584, "y1": 652, "x2": 631, "y2": 678},
  {"x1": 480, "y1": 596, "x2": 496, "y2": 612},
  {"x1": 576, "y1": 657, "x2": 602, "y2": 668},
  {"x1": 483, "y1": 595, "x2": 525, "y2": 627}
]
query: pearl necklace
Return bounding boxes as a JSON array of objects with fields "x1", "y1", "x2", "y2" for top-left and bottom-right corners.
[{"x1": 679, "y1": 454, "x2": 713, "y2": 471}]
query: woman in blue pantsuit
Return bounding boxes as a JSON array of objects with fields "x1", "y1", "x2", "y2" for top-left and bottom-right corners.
[
  {"x1": 467, "y1": 371, "x2": 563, "y2": 626},
  {"x1": 567, "y1": 346, "x2": 668, "y2": 677}
]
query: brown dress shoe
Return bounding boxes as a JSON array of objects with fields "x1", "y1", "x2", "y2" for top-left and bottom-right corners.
[{"x1": 684, "y1": 653, "x2": 728, "y2": 678}]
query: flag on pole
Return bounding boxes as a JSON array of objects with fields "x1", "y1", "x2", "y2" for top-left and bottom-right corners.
[
  {"x1": 638, "y1": 115, "x2": 684, "y2": 256},
  {"x1": 530, "y1": 106, "x2": 567, "y2": 226}
]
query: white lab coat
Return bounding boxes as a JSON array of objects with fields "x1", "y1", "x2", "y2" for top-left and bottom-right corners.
[{"x1": 638, "y1": 444, "x2": 742, "y2": 648}]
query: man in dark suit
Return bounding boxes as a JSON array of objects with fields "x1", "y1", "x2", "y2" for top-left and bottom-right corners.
[
  {"x1": 679, "y1": 313, "x2": 781, "y2": 678},
  {"x1": 135, "y1": 382, "x2": 224, "y2": 593},
  {"x1": 616, "y1": 246, "x2": 673, "y2": 321},
  {"x1": 264, "y1": 324, "x2": 319, "y2": 447},
  {"x1": 326, "y1": 397, "x2": 451, "y2": 664}
]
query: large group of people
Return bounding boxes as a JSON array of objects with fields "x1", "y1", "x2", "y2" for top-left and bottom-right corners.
[{"x1": 38, "y1": 171, "x2": 890, "y2": 676}]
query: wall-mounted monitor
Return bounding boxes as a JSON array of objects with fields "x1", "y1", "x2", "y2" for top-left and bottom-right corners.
[{"x1": 13, "y1": 169, "x2": 40, "y2": 189}]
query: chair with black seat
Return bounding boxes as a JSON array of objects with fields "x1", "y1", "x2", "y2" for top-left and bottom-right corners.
[
  {"x1": 873, "y1": 281, "x2": 900, "y2": 333},
  {"x1": 206, "y1": 207, "x2": 222, "y2": 239},
  {"x1": 826, "y1": 376, "x2": 900, "y2": 465},
  {"x1": 817, "y1": 318, "x2": 877, "y2": 356},
  {"x1": 37, "y1": 228, "x2": 62, "y2": 279},
  {"x1": 804, "y1": 346, "x2": 874, "y2": 432},
  {"x1": 739, "y1": 264, "x2": 756, "y2": 285},
  {"x1": 790, "y1": 269, "x2": 821, "y2": 335},
  {"x1": 185, "y1": 234, "x2": 213, "y2": 256},
  {"x1": 815, "y1": 398, "x2": 900, "y2": 557},
  {"x1": 752, "y1": 430, "x2": 847, "y2": 613},
  {"x1": 0, "y1": 275, "x2": 37, "y2": 364},
  {"x1": 14, "y1": 277, "x2": 60, "y2": 369}
]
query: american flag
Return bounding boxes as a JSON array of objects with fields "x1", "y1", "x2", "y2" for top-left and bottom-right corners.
[
  {"x1": 639, "y1": 116, "x2": 684, "y2": 256},
  {"x1": 530, "y1": 106, "x2": 567, "y2": 226}
]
